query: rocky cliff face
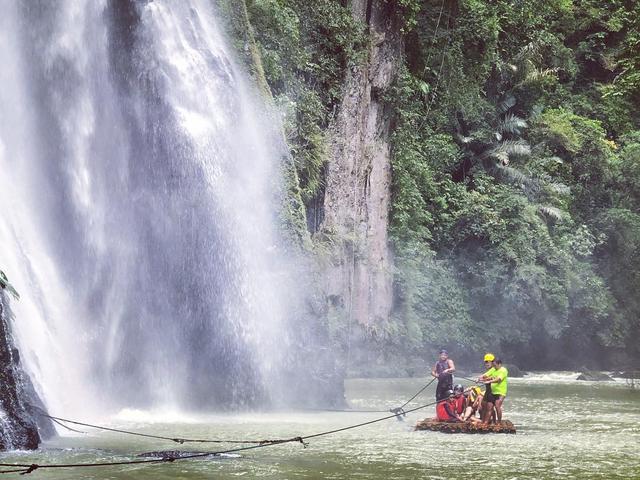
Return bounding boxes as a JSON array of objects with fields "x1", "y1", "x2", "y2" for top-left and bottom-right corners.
[
  {"x1": 321, "y1": 0, "x2": 402, "y2": 327},
  {"x1": 0, "y1": 293, "x2": 54, "y2": 450}
]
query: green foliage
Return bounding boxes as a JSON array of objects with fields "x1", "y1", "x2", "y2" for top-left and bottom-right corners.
[
  {"x1": 537, "y1": 109, "x2": 608, "y2": 155},
  {"x1": 532, "y1": 108, "x2": 616, "y2": 220},
  {"x1": 395, "y1": 0, "x2": 422, "y2": 33},
  {"x1": 392, "y1": 252, "x2": 473, "y2": 351},
  {"x1": 229, "y1": 0, "x2": 640, "y2": 368},
  {"x1": 616, "y1": 133, "x2": 640, "y2": 207},
  {"x1": 387, "y1": 0, "x2": 640, "y2": 366},
  {"x1": 245, "y1": 0, "x2": 367, "y2": 211}
]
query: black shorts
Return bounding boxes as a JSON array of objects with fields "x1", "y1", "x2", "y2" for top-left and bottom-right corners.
[
  {"x1": 483, "y1": 391, "x2": 504, "y2": 404},
  {"x1": 436, "y1": 380, "x2": 453, "y2": 401}
]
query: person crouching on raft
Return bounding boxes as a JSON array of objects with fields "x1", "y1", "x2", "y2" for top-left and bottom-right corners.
[
  {"x1": 452, "y1": 384, "x2": 466, "y2": 416},
  {"x1": 431, "y1": 349, "x2": 455, "y2": 401},
  {"x1": 462, "y1": 386, "x2": 483, "y2": 422},
  {"x1": 436, "y1": 390, "x2": 462, "y2": 422}
]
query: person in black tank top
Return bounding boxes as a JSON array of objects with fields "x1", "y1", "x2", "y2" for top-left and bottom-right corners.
[{"x1": 431, "y1": 349, "x2": 455, "y2": 401}]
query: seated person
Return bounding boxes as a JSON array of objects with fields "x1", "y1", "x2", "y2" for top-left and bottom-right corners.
[
  {"x1": 462, "y1": 386, "x2": 483, "y2": 422},
  {"x1": 435, "y1": 390, "x2": 462, "y2": 422},
  {"x1": 452, "y1": 384, "x2": 466, "y2": 416}
]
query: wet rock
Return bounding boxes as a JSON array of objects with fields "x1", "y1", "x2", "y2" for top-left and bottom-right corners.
[
  {"x1": 0, "y1": 293, "x2": 55, "y2": 450},
  {"x1": 576, "y1": 371, "x2": 614, "y2": 381}
]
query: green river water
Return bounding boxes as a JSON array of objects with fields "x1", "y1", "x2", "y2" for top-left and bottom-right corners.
[{"x1": 2, "y1": 373, "x2": 639, "y2": 479}]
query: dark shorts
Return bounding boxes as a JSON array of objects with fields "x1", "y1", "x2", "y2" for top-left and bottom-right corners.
[
  {"x1": 483, "y1": 391, "x2": 504, "y2": 404},
  {"x1": 436, "y1": 380, "x2": 453, "y2": 401}
]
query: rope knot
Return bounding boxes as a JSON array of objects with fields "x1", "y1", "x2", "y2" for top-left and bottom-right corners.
[
  {"x1": 293, "y1": 437, "x2": 308, "y2": 448},
  {"x1": 172, "y1": 438, "x2": 185, "y2": 444},
  {"x1": 390, "y1": 407, "x2": 405, "y2": 416},
  {"x1": 20, "y1": 464, "x2": 39, "y2": 475}
]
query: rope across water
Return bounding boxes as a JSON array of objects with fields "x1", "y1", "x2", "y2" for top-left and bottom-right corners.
[
  {"x1": 3, "y1": 396, "x2": 454, "y2": 475},
  {"x1": 27, "y1": 406, "x2": 270, "y2": 445}
]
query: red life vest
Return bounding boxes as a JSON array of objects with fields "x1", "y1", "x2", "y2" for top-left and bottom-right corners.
[
  {"x1": 436, "y1": 399, "x2": 457, "y2": 421},
  {"x1": 454, "y1": 395, "x2": 465, "y2": 414}
]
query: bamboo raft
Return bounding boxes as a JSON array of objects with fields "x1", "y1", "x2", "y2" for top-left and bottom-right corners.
[{"x1": 415, "y1": 419, "x2": 516, "y2": 434}]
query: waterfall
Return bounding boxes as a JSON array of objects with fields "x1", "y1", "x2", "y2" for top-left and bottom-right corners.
[{"x1": 0, "y1": 0, "x2": 295, "y2": 417}]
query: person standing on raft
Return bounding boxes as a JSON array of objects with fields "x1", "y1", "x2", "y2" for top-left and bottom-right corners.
[
  {"x1": 478, "y1": 354, "x2": 508, "y2": 424},
  {"x1": 486, "y1": 357, "x2": 508, "y2": 421},
  {"x1": 431, "y1": 349, "x2": 455, "y2": 401}
]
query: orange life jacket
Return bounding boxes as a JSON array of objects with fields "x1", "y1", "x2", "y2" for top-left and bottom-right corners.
[{"x1": 436, "y1": 399, "x2": 457, "y2": 421}]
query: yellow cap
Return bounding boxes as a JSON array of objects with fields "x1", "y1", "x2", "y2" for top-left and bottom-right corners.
[{"x1": 483, "y1": 353, "x2": 495, "y2": 362}]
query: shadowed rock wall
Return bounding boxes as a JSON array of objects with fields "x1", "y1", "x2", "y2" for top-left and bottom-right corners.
[
  {"x1": 0, "y1": 293, "x2": 54, "y2": 450},
  {"x1": 321, "y1": 0, "x2": 402, "y2": 327}
]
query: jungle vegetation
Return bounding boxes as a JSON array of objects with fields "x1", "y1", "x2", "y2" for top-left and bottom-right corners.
[{"x1": 229, "y1": 0, "x2": 640, "y2": 371}]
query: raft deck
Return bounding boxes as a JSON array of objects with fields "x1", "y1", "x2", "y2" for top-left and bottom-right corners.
[{"x1": 415, "y1": 419, "x2": 516, "y2": 434}]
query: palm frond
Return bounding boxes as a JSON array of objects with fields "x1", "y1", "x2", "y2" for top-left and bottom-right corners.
[
  {"x1": 546, "y1": 182, "x2": 571, "y2": 195},
  {"x1": 498, "y1": 113, "x2": 527, "y2": 135},
  {"x1": 489, "y1": 140, "x2": 531, "y2": 164},
  {"x1": 497, "y1": 94, "x2": 516, "y2": 114},
  {"x1": 494, "y1": 164, "x2": 530, "y2": 185},
  {"x1": 490, "y1": 150, "x2": 510, "y2": 165},
  {"x1": 538, "y1": 205, "x2": 565, "y2": 222}
]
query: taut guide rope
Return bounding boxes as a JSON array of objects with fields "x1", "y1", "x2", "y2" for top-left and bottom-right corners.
[
  {"x1": 1, "y1": 396, "x2": 456, "y2": 475},
  {"x1": 300, "y1": 376, "x2": 439, "y2": 418}
]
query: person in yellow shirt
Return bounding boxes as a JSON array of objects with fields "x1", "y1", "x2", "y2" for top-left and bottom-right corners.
[
  {"x1": 489, "y1": 358, "x2": 508, "y2": 421},
  {"x1": 478, "y1": 355, "x2": 508, "y2": 423},
  {"x1": 478, "y1": 353, "x2": 494, "y2": 423}
]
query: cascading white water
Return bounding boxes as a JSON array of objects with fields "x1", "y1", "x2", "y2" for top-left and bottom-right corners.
[{"x1": 0, "y1": 0, "x2": 294, "y2": 417}]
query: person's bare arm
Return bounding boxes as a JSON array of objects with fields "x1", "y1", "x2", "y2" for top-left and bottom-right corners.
[
  {"x1": 446, "y1": 359, "x2": 456, "y2": 374},
  {"x1": 431, "y1": 363, "x2": 438, "y2": 378}
]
